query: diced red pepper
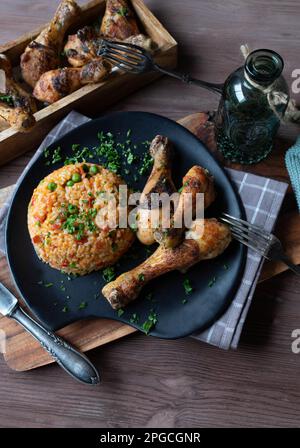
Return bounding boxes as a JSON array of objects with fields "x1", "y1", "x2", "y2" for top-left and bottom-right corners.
[
  {"x1": 76, "y1": 237, "x2": 88, "y2": 244},
  {"x1": 51, "y1": 223, "x2": 61, "y2": 230},
  {"x1": 32, "y1": 235, "x2": 41, "y2": 244}
]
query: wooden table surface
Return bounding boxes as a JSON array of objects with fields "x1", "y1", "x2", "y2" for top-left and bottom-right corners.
[{"x1": 1, "y1": 0, "x2": 300, "y2": 428}]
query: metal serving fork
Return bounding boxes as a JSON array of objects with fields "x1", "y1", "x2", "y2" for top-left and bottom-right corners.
[
  {"x1": 220, "y1": 213, "x2": 300, "y2": 276},
  {"x1": 98, "y1": 39, "x2": 223, "y2": 94}
]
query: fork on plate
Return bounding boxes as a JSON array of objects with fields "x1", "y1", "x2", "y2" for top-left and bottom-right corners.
[
  {"x1": 98, "y1": 39, "x2": 223, "y2": 94},
  {"x1": 220, "y1": 213, "x2": 300, "y2": 276}
]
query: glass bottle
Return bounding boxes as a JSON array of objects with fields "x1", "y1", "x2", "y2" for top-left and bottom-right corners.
[{"x1": 214, "y1": 49, "x2": 289, "y2": 164}]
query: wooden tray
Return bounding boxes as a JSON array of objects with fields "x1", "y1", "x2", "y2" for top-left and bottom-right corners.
[
  {"x1": 0, "y1": 112, "x2": 298, "y2": 372},
  {"x1": 0, "y1": 0, "x2": 177, "y2": 166}
]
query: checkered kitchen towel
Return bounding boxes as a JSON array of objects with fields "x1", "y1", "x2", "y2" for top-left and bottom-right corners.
[{"x1": 0, "y1": 111, "x2": 288, "y2": 350}]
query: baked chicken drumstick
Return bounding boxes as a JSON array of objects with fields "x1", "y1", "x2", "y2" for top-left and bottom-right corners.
[
  {"x1": 154, "y1": 166, "x2": 216, "y2": 248},
  {"x1": 136, "y1": 135, "x2": 176, "y2": 246},
  {"x1": 21, "y1": 0, "x2": 80, "y2": 87},
  {"x1": 33, "y1": 58, "x2": 111, "y2": 103},
  {"x1": 0, "y1": 54, "x2": 36, "y2": 132},
  {"x1": 102, "y1": 218, "x2": 231, "y2": 310}
]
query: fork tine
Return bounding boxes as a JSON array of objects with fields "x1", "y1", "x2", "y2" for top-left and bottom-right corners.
[
  {"x1": 230, "y1": 228, "x2": 269, "y2": 249},
  {"x1": 222, "y1": 213, "x2": 270, "y2": 235},
  {"x1": 230, "y1": 231, "x2": 267, "y2": 254},
  {"x1": 222, "y1": 217, "x2": 270, "y2": 248},
  {"x1": 102, "y1": 41, "x2": 145, "y2": 58},
  {"x1": 101, "y1": 54, "x2": 137, "y2": 69},
  {"x1": 103, "y1": 56, "x2": 142, "y2": 73},
  {"x1": 221, "y1": 215, "x2": 271, "y2": 239},
  {"x1": 103, "y1": 47, "x2": 144, "y2": 64},
  {"x1": 103, "y1": 40, "x2": 145, "y2": 56}
]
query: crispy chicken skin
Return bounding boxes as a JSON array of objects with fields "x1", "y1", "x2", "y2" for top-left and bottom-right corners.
[
  {"x1": 0, "y1": 54, "x2": 36, "y2": 132},
  {"x1": 101, "y1": 0, "x2": 140, "y2": 40},
  {"x1": 33, "y1": 59, "x2": 111, "y2": 103},
  {"x1": 102, "y1": 219, "x2": 232, "y2": 309},
  {"x1": 154, "y1": 166, "x2": 216, "y2": 248},
  {"x1": 20, "y1": 0, "x2": 80, "y2": 87},
  {"x1": 64, "y1": 26, "x2": 101, "y2": 67},
  {"x1": 137, "y1": 135, "x2": 176, "y2": 246}
]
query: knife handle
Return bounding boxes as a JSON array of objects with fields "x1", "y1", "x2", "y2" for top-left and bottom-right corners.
[{"x1": 10, "y1": 306, "x2": 100, "y2": 385}]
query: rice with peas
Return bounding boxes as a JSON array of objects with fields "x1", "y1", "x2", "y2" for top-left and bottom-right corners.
[{"x1": 28, "y1": 163, "x2": 135, "y2": 275}]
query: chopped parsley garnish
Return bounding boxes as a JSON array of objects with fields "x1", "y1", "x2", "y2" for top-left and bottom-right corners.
[
  {"x1": 0, "y1": 94, "x2": 14, "y2": 106},
  {"x1": 223, "y1": 264, "x2": 229, "y2": 270},
  {"x1": 126, "y1": 150, "x2": 135, "y2": 165},
  {"x1": 78, "y1": 301, "x2": 87, "y2": 310},
  {"x1": 95, "y1": 131, "x2": 121, "y2": 173},
  {"x1": 69, "y1": 262, "x2": 77, "y2": 268},
  {"x1": 62, "y1": 306, "x2": 69, "y2": 313},
  {"x1": 61, "y1": 205, "x2": 98, "y2": 241},
  {"x1": 130, "y1": 313, "x2": 139, "y2": 324},
  {"x1": 208, "y1": 277, "x2": 217, "y2": 287},
  {"x1": 182, "y1": 298, "x2": 188, "y2": 304},
  {"x1": 183, "y1": 278, "x2": 193, "y2": 295},
  {"x1": 138, "y1": 273, "x2": 145, "y2": 282},
  {"x1": 102, "y1": 266, "x2": 116, "y2": 283},
  {"x1": 44, "y1": 282, "x2": 54, "y2": 288},
  {"x1": 44, "y1": 146, "x2": 62, "y2": 165},
  {"x1": 117, "y1": 6, "x2": 128, "y2": 16},
  {"x1": 178, "y1": 181, "x2": 189, "y2": 193},
  {"x1": 142, "y1": 311, "x2": 158, "y2": 335},
  {"x1": 139, "y1": 152, "x2": 153, "y2": 175},
  {"x1": 117, "y1": 308, "x2": 125, "y2": 317}
]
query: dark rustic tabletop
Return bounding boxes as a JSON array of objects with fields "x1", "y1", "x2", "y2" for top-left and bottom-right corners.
[{"x1": 1, "y1": 0, "x2": 300, "y2": 428}]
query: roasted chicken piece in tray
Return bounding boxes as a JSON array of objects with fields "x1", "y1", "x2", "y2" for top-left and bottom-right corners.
[
  {"x1": 21, "y1": 0, "x2": 80, "y2": 87},
  {"x1": 101, "y1": 0, "x2": 140, "y2": 40},
  {"x1": 136, "y1": 135, "x2": 176, "y2": 246},
  {"x1": 64, "y1": 0, "x2": 153, "y2": 69},
  {"x1": 33, "y1": 58, "x2": 111, "y2": 104},
  {"x1": 154, "y1": 166, "x2": 216, "y2": 248},
  {"x1": 102, "y1": 218, "x2": 232, "y2": 310},
  {"x1": 64, "y1": 26, "x2": 102, "y2": 68},
  {"x1": 0, "y1": 54, "x2": 36, "y2": 132}
]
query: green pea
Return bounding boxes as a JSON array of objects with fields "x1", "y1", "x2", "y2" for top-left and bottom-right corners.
[
  {"x1": 68, "y1": 204, "x2": 78, "y2": 214},
  {"x1": 89, "y1": 165, "x2": 99, "y2": 175},
  {"x1": 66, "y1": 180, "x2": 74, "y2": 187},
  {"x1": 72, "y1": 173, "x2": 82, "y2": 183},
  {"x1": 47, "y1": 182, "x2": 57, "y2": 192}
]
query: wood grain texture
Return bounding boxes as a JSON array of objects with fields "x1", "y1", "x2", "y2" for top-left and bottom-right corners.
[{"x1": 1, "y1": 0, "x2": 300, "y2": 429}]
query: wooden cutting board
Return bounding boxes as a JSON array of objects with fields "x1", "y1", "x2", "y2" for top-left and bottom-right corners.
[{"x1": 0, "y1": 112, "x2": 298, "y2": 372}]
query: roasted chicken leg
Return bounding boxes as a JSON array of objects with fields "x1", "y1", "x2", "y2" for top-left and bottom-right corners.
[
  {"x1": 154, "y1": 166, "x2": 216, "y2": 248},
  {"x1": 101, "y1": 0, "x2": 140, "y2": 40},
  {"x1": 20, "y1": 0, "x2": 80, "y2": 87},
  {"x1": 137, "y1": 135, "x2": 176, "y2": 246},
  {"x1": 102, "y1": 218, "x2": 231, "y2": 309},
  {"x1": 0, "y1": 54, "x2": 36, "y2": 132},
  {"x1": 33, "y1": 58, "x2": 111, "y2": 103}
]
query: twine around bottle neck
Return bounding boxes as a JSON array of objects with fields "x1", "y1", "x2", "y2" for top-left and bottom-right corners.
[{"x1": 240, "y1": 44, "x2": 300, "y2": 124}]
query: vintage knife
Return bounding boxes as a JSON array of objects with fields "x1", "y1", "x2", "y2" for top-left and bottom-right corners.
[{"x1": 0, "y1": 282, "x2": 100, "y2": 385}]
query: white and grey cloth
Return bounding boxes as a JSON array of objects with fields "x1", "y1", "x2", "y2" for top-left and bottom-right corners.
[{"x1": 0, "y1": 111, "x2": 288, "y2": 350}]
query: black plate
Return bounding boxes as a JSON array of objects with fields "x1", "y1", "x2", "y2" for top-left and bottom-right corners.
[{"x1": 6, "y1": 112, "x2": 246, "y2": 338}]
